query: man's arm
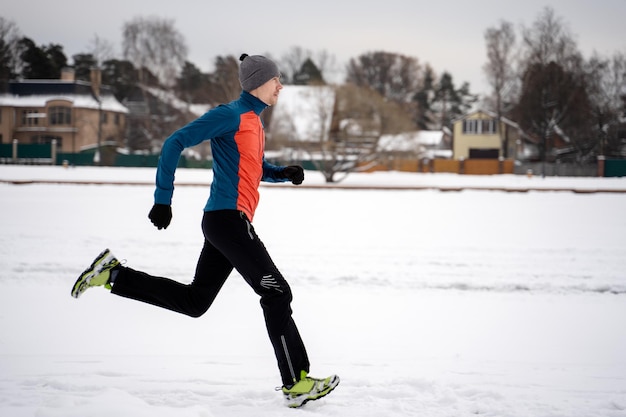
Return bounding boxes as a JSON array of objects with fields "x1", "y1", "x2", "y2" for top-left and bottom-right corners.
[
  {"x1": 154, "y1": 106, "x2": 235, "y2": 205},
  {"x1": 262, "y1": 158, "x2": 304, "y2": 185}
]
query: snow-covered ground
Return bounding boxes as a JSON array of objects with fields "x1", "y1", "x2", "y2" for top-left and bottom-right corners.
[{"x1": 1, "y1": 165, "x2": 626, "y2": 417}]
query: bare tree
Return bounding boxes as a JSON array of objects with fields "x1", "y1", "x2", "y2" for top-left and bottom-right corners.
[
  {"x1": 520, "y1": 7, "x2": 582, "y2": 72},
  {"x1": 483, "y1": 20, "x2": 516, "y2": 157},
  {"x1": 86, "y1": 34, "x2": 115, "y2": 67},
  {"x1": 0, "y1": 17, "x2": 22, "y2": 82},
  {"x1": 346, "y1": 51, "x2": 422, "y2": 104},
  {"x1": 586, "y1": 51, "x2": 626, "y2": 156},
  {"x1": 516, "y1": 7, "x2": 591, "y2": 168},
  {"x1": 122, "y1": 16, "x2": 188, "y2": 87},
  {"x1": 515, "y1": 61, "x2": 593, "y2": 166}
]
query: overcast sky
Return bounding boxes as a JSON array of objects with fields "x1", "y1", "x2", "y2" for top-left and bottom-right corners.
[{"x1": 4, "y1": 0, "x2": 625, "y2": 96}]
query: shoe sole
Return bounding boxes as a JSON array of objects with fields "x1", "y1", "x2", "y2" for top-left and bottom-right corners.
[
  {"x1": 286, "y1": 375, "x2": 340, "y2": 408},
  {"x1": 71, "y1": 249, "x2": 114, "y2": 298}
]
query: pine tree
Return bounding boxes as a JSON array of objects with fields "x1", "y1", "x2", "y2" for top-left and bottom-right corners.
[{"x1": 431, "y1": 72, "x2": 477, "y2": 129}]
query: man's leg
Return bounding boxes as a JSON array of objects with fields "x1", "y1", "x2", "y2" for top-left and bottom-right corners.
[
  {"x1": 202, "y1": 210, "x2": 310, "y2": 387},
  {"x1": 111, "y1": 238, "x2": 233, "y2": 318}
]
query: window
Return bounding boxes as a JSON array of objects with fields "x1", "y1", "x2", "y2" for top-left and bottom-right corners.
[
  {"x1": 49, "y1": 106, "x2": 72, "y2": 125},
  {"x1": 481, "y1": 119, "x2": 496, "y2": 134},
  {"x1": 30, "y1": 134, "x2": 62, "y2": 147},
  {"x1": 462, "y1": 118, "x2": 497, "y2": 134},
  {"x1": 100, "y1": 112, "x2": 108, "y2": 124},
  {"x1": 462, "y1": 119, "x2": 478, "y2": 134},
  {"x1": 22, "y1": 110, "x2": 42, "y2": 126}
]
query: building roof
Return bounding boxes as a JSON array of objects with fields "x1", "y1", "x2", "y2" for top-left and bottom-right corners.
[
  {"x1": 453, "y1": 108, "x2": 520, "y2": 129},
  {"x1": 378, "y1": 130, "x2": 448, "y2": 153},
  {"x1": 9, "y1": 80, "x2": 94, "y2": 96},
  {"x1": 0, "y1": 80, "x2": 128, "y2": 113}
]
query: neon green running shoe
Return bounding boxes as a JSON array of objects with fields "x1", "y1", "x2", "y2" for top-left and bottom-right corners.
[
  {"x1": 281, "y1": 371, "x2": 340, "y2": 408},
  {"x1": 71, "y1": 248, "x2": 120, "y2": 298}
]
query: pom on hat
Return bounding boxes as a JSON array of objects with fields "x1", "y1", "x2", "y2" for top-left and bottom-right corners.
[{"x1": 238, "y1": 53, "x2": 280, "y2": 92}]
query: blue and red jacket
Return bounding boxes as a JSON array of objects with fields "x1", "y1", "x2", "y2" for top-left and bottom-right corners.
[{"x1": 154, "y1": 91, "x2": 288, "y2": 221}]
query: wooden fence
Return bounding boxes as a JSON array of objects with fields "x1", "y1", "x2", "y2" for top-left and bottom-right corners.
[{"x1": 365, "y1": 158, "x2": 515, "y2": 175}]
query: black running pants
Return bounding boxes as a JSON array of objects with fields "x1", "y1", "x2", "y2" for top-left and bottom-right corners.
[{"x1": 111, "y1": 209, "x2": 310, "y2": 386}]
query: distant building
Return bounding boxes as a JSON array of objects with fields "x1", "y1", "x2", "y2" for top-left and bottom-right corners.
[
  {"x1": 451, "y1": 109, "x2": 535, "y2": 160},
  {"x1": 0, "y1": 68, "x2": 128, "y2": 154}
]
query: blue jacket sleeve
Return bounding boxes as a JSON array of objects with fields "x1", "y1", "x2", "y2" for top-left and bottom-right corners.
[
  {"x1": 261, "y1": 157, "x2": 289, "y2": 183},
  {"x1": 154, "y1": 106, "x2": 236, "y2": 204}
]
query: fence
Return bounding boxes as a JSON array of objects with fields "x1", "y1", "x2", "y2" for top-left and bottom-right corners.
[
  {"x1": 514, "y1": 162, "x2": 599, "y2": 177},
  {"x1": 365, "y1": 158, "x2": 515, "y2": 175},
  {"x1": 3, "y1": 141, "x2": 622, "y2": 177},
  {"x1": 365, "y1": 157, "x2": 618, "y2": 177},
  {"x1": 598, "y1": 157, "x2": 626, "y2": 177},
  {"x1": 0, "y1": 140, "x2": 56, "y2": 165},
  {"x1": 515, "y1": 160, "x2": 626, "y2": 177},
  {"x1": 0, "y1": 141, "x2": 212, "y2": 169}
]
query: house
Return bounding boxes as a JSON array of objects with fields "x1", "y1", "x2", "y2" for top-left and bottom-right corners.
[
  {"x1": 452, "y1": 109, "x2": 529, "y2": 160},
  {"x1": 0, "y1": 68, "x2": 128, "y2": 157}
]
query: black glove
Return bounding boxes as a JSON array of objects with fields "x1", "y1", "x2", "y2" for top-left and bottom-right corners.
[
  {"x1": 148, "y1": 204, "x2": 172, "y2": 230},
  {"x1": 282, "y1": 165, "x2": 304, "y2": 185}
]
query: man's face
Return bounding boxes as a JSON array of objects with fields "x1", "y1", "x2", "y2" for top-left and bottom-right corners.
[{"x1": 254, "y1": 77, "x2": 283, "y2": 106}]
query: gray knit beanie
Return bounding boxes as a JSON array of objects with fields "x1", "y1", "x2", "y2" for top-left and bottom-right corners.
[{"x1": 239, "y1": 53, "x2": 280, "y2": 92}]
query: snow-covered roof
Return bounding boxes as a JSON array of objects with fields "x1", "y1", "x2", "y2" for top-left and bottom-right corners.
[
  {"x1": 378, "y1": 130, "x2": 446, "y2": 152},
  {"x1": 144, "y1": 86, "x2": 211, "y2": 117},
  {"x1": 270, "y1": 85, "x2": 335, "y2": 142},
  {"x1": 453, "y1": 108, "x2": 519, "y2": 129},
  {"x1": 0, "y1": 93, "x2": 128, "y2": 113}
]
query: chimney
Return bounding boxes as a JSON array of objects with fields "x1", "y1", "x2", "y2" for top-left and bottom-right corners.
[
  {"x1": 61, "y1": 67, "x2": 75, "y2": 81},
  {"x1": 90, "y1": 67, "x2": 102, "y2": 98}
]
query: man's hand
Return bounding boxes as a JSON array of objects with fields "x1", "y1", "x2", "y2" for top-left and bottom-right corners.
[
  {"x1": 282, "y1": 165, "x2": 304, "y2": 185},
  {"x1": 148, "y1": 204, "x2": 172, "y2": 230}
]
